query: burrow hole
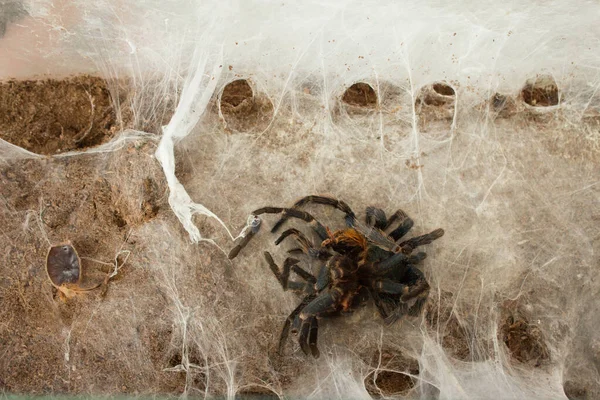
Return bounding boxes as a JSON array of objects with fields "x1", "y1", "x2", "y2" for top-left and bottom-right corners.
[
  {"x1": 499, "y1": 301, "x2": 550, "y2": 367},
  {"x1": 364, "y1": 351, "x2": 419, "y2": 398},
  {"x1": 342, "y1": 82, "x2": 378, "y2": 108},
  {"x1": 521, "y1": 74, "x2": 559, "y2": 107},
  {"x1": 221, "y1": 79, "x2": 253, "y2": 109},
  {"x1": 432, "y1": 82, "x2": 456, "y2": 97}
]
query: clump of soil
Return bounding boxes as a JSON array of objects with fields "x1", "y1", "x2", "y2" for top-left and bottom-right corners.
[
  {"x1": 521, "y1": 74, "x2": 559, "y2": 107},
  {"x1": 364, "y1": 349, "x2": 419, "y2": 397},
  {"x1": 0, "y1": 75, "x2": 124, "y2": 155},
  {"x1": 341, "y1": 82, "x2": 377, "y2": 108},
  {"x1": 499, "y1": 300, "x2": 550, "y2": 367},
  {"x1": 219, "y1": 79, "x2": 274, "y2": 133}
]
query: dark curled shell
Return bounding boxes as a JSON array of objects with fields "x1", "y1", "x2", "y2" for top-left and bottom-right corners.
[{"x1": 46, "y1": 243, "x2": 81, "y2": 287}]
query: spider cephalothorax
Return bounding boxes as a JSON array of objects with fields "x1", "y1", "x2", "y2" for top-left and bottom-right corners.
[{"x1": 229, "y1": 195, "x2": 444, "y2": 358}]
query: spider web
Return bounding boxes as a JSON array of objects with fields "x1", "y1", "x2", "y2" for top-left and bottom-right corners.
[{"x1": 1, "y1": 0, "x2": 600, "y2": 398}]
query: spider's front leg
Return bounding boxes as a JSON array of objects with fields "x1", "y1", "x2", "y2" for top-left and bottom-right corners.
[
  {"x1": 253, "y1": 207, "x2": 329, "y2": 240},
  {"x1": 228, "y1": 215, "x2": 262, "y2": 260},
  {"x1": 270, "y1": 195, "x2": 357, "y2": 232}
]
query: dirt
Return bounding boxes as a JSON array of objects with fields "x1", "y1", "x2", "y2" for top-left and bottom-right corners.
[
  {"x1": 341, "y1": 82, "x2": 378, "y2": 108},
  {"x1": 425, "y1": 291, "x2": 472, "y2": 361},
  {"x1": 364, "y1": 349, "x2": 419, "y2": 397},
  {"x1": 219, "y1": 79, "x2": 274, "y2": 133},
  {"x1": 521, "y1": 75, "x2": 559, "y2": 107},
  {"x1": 0, "y1": 76, "x2": 127, "y2": 155},
  {"x1": 0, "y1": 75, "x2": 174, "y2": 394},
  {"x1": 0, "y1": 74, "x2": 594, "y2": 397},
  {"x1": 499, "y1": 300, "x2": 550, "y2": 367}
]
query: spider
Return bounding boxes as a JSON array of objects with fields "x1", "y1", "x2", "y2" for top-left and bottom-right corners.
[{"x1": 229, "y1": 195, "x2": 444, "y2": 358}]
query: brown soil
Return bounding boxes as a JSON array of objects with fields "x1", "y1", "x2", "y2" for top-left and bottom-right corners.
[
  {"x1": 425, "y1": 291, "x2": 472, "y2": 361},
  {"x1": 341, "y1": 82, "x2": 377, "y2": 108},
  {"x1": 0, "y1": 76, "x2": 125, "y2": 155},
  {"x1": 499, "y1": 300, "x2": 550, "y2": 367},
  {"x1": 219, "y1": 79, "x2": 274, "y2": 133},
  {"x1": 364, "y1": 349, "x2": 419, "y2": 397},
  {"x1": 521, "y1": 75, "x2": 559, "y2": 107}
]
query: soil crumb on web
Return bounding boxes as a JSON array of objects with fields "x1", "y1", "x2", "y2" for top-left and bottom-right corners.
[{"x1": 0, "y1": 75, "x2": 124, "y2": 155}]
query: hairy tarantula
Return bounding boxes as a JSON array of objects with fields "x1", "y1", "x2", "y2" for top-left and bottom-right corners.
[{"x1": 229, "y1": 195, "x2": 444, "y2": 358}]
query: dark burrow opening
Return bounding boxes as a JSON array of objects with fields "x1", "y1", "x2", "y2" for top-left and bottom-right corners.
[
  {"x1": 342, "y1": 82, "x2": 378, "y2": 108},
  {"x1": 432, "y1": 82, "x2": 456, "y2": 97},
  {"x1": 521, "y1": 74, "x2": 559, "y2": 107},
  {"x1": 221, "y1": 79, "x2": 254, "y2": 109},
  {"x1": 365, "y1": 351, "x2": 419, "y2": 398}
]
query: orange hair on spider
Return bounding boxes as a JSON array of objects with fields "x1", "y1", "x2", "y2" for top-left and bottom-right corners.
[{"x1": 334, "y1": 228, "x2": 368, "y2": 250}]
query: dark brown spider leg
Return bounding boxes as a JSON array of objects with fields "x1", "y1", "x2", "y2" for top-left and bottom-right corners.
[
  {"x1": 297, "y1": 290, "x2": 339, "y2": 357},
  {"x1": 365, "y1": 206, "x2": 387, "y2": 229},
  {"x1": 278, "y1": 294, "x2": 317, "y2": 355},
  {"x1": 401, "y1": 267, "x2": 430, "y2": 303},
  {"x1": 277, "y1": 228, "x2": 333, "y2": 260},
  {"x1": 227, "y1": 216, "x2": 262, "y2": 259},
  {"x1": 384, "y1": 209, "x2": 409, "y2": 230},
  {"x1": 270, "y1": 195, "x2": 357, "y2": 232},
  {"x1": 264, "y1": 252, "x2": 300, "y2": 290},
  {"x1": 399, "y1": 228, "x2": 444, "y2": 252},
  {"x1": 253, "y1": 207, "x2": 328, "y2": 240},
  {"x1": 291, "y1": 265, "x2": 316, "y2": 284},
  {"x1": 287, "y1": 248, "x2": 305, "y2": 255},
  {"x1": 315, "y1": 264, "x2": 330, "y2": 291},
  {"x1": 275, "y1": 228, "x2": 313, "y2": 248},
  {"x1": 370, "y1": 290, "x2": 390, "y2": 319},
  {"x1": 389, "y1": 217, "x2": 414, "y2": 241},
  {"x1": 373, "y1": 252, "x2": 410, "y2": 276},
  {"x1": 385, "y1": 267, "x2": 430, "y2": 324},
  {"x1": 308, "y1": 317, "x2": 320, "y2": 358},
  {"x1": 407, "y1": 252, "x2": 427, "y2": 264},
  {"x1": 371, "y1": 279, "x2": 408, "y2": 295}
]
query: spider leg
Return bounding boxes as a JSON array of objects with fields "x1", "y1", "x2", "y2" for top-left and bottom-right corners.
[
  {"x1": 401, "y1": 267, "x2": 430, "y2": 314},
  {"x1": 264, "y1": 252, "x2": 315, "y2": 291},
  {"x1": 389, "y1": 216, "x2": 414, "y2": 241},
  {"x1": 228, "y1": 216, "x2": 262, "y2": 260},
  {"x1": 365, "y1": 206, "x2": 387, "y2": 229},
  {"x1": 308, "y1": 317, "x2": 320, "y2": 358},
  {"x1": 296, "y1": 289, "x2": 340, "y2": 358},
  {"x1": 275, "y1": 228, "x2": 313, "y2": 248},
  {"x1": 253, "y1": 207, "x2": 328, "y2": 240},
  {"x1": 370, "y1": 290, "x2": 390, "y2": 319},
  {"x1": 384, "y1": 267, "x2": 430, "y2": 324},
  {"x1": 278, "y1": 294, "x2": 316, "y2": 355},
  {"x1": 399, "y1": 228, "x2": 445, "y2": 252},
  {"x1": 270, "y1": 195, "x2": 357, "y2": 232},
  {"x1": 276, "y1": 228, "x2": 333, "y2": 260},
  {"x1": 371, "y1": 279, "x2": 408, "y2": 295},
  {"x1": 315, "y1": 263, "x2": 330, "y2": 292},
  {"x1": 373, "y1": 252, "x2": 410, "y2": 276},
  {"x1": 384, "y1": 209, "x2": 409, "y2": 230}
]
